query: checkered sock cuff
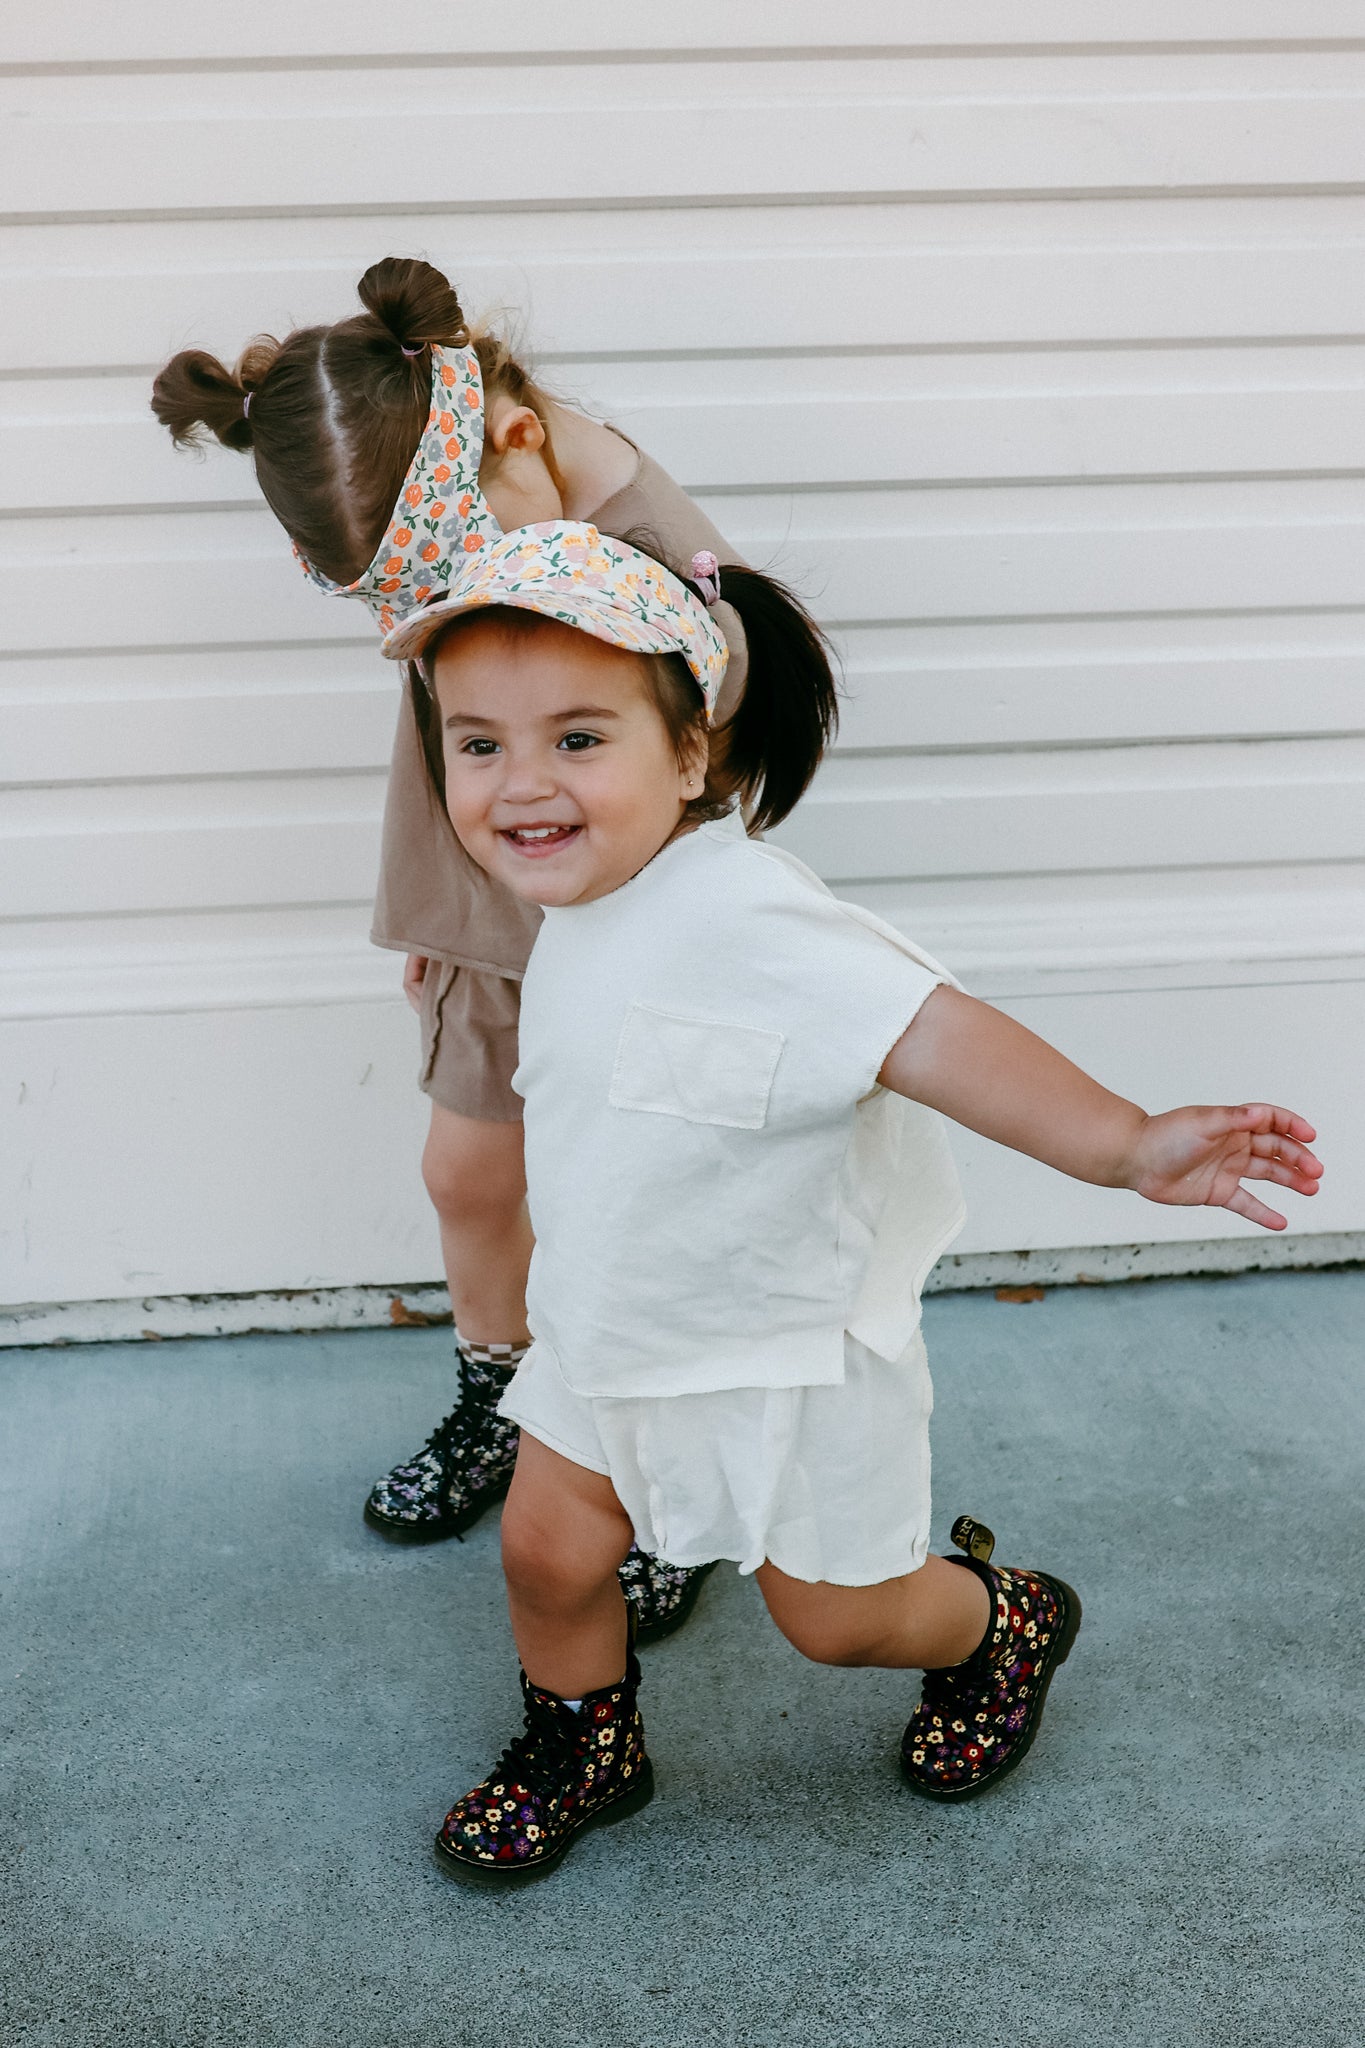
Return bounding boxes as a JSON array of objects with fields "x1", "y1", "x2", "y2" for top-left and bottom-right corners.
[{"x1": 455, "y1": 1333, "x2": 530, "y2": 1374}]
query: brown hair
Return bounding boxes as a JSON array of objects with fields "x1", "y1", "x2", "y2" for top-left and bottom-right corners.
[{"x1": 150, "y1": 257, "x2": 561, "y2": 584}]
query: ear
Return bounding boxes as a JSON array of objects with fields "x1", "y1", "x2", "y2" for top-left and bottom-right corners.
[
  {"x1": 679, "y1": 721, "x2": 711, "y2": 798},
  {"x1": 485, "y1": 399, "x2": 546, "y2": 458}
]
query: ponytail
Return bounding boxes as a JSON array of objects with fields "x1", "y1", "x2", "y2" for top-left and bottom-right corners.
[
  {"x1": 150, "y1": 342, "x2": 271, "y2": 453},
  {"x1": 694, "y1": 563, "x2": 839, "y2": 834},
  {"x1": 151, "y1": 257, "x2": 485, "y2": 585}
]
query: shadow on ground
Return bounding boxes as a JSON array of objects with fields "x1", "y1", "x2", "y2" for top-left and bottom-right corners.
[{"x1": 2, "y1": 1270, "x2": 1362, "y2": 2047}]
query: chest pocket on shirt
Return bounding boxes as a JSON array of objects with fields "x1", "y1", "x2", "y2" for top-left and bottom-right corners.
[{"x1": 608, "y1": 1002, "x2": 784, "y2": 1130}]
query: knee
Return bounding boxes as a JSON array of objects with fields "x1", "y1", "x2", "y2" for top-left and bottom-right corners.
[
  {"x1": 500, "y1": 1493, "x2": 614, "y2": 1609},
  {"x1": 501, "y1": 1490, "x2": 630, "y2": 1613},
  {"x1": 422, "y1": 1117, "x2": 525, "y2": 1230},
  {"x1": 500, "y1": 1499, "x2": 558, "y2": 1599},
  {"x1": 772, "y1": 1612, "x2": 868, "y2": 1668}
]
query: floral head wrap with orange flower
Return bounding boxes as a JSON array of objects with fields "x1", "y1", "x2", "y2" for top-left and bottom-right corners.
[
  {"x1": 294, "y1": 344, "x2": 502, "y2": 643},
  {"x1": 384, "y1": 521, "x2": 729, "y2": 721}
]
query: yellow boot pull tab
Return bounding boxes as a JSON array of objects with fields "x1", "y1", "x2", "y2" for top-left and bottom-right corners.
[{"x1": 949, "y1": 1515, "x2": 996, "y2": 1564}]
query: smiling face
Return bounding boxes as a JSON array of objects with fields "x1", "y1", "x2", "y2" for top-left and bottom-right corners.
[{"x1": 432, "y1": 611, "x2": 708, "y2": 908}]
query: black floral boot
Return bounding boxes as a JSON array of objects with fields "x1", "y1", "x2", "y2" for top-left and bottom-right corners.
[
  {"x1": 364, "y1": 1339, "x2": 717, "y2": 1645},
  {"x1": 363, "y1": 1337, "x2": 525, "y2": 1543},
  {"x1": 619, "y1": 1548, "x2": 718, "y2": 1645},
  {"x1": 434, "y1": 1651, "x2": 654, "y2": 1884},
  {"x1": 900, "y1": 1516, "x2": 1081, "y2": 1802}
]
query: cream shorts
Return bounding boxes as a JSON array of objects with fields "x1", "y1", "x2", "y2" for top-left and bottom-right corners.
[{"x1": 498, "y1": 1330, "x2": 934, "y2": 1587}]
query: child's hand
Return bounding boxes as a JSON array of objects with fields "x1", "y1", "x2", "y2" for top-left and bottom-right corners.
[
  {"x1": 883, "y1": 992, "x2": 1324, "y2": 1231},
  {"x1": 1124, "y1": 1103, "x2": 1323, "y2": 1232},
  {"x1": 402, "y1": 952, "x2": 430, "y2": 1014}
]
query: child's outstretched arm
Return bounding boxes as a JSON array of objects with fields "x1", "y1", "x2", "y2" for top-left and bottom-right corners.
[{"x1": 879, "y1": 987, "x2": 1323, "y2": 1233}]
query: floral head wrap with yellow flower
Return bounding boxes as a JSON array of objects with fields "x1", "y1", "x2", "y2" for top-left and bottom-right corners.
[
  {"x1": 384, "y1": 521, "x2": 729, "y2": 721},
  {"x1": 294, "y1": 344, "x2": 502, "y2": 643}
]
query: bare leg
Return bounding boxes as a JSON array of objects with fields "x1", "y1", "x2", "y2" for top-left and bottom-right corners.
[
  {"x1": 500, "y1": 1432, "x2": 637, "y2": 1699},
  {"x1": 421, "y1": 1103, "x2": 533, "y2": 1345},
  {"x1": 756, "y1": 1553, "x2": 990, "y2": 1671}
]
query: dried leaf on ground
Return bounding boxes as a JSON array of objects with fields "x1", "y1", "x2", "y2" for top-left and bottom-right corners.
[{"x1": 388, "y1": 1296, "x2": 454, "y2": 1328}]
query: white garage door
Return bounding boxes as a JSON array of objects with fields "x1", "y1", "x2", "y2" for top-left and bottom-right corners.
[{"x1": 3, "y1": 3, "x2": 1363, "y2": 1322}]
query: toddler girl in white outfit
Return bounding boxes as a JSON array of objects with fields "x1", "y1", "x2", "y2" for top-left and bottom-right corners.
[{"x1": 383, "y1": 520, "x2": 1322, "y2": 1883}]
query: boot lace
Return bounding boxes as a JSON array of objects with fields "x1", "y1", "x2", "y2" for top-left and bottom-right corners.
[
  {"x1": 423, "y1": 1398, "x2": 476, "y2": 1466},
  {"x1": 423, "y1": 1355, "x2": 507, "y2": 1466},
  {"x1": 494, "y1": 1703, "x2": 584, "y2": 1796},
  {"x1": 916, "y1": 1662, "x2": 971, "y2": 1720}
]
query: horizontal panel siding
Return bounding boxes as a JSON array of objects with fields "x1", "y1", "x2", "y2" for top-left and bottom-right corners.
[
  {"x1": 9, "y1": 654, "x2": 1365, "y2": 787},
  {"x1": 777, "y1": 739, "x2": 1365, "y2": 882},
  {"x1": 11, "y1": 349, "x2": 1365, "y2": 510},
  {"x1": 11, "y1": 740, "x2": 1365, "y2": 918},
  {"x1": 4, "y1": 8, "x2": 1363, "y2": 1301},
  {"x1": 8, "y1": 483, "x2": 1365, "y2": 661},
  {"x1": 11, "y1": 201, "x2": 1365, "y2": 373},
  {"x1": 10, "y1": 616, "x2": 1365, "y2": 791},
  {"x1": 2, "y1": 689, "x2": 394, "y2": 783},
  {"x1": 11, "y1": 864, "x2": 1365, "y2": 1027},
  {"x1": 11, "y1": 59, "x2": 1365, "y2": 215},
  {"x1": 6, "y1": 2, "x2": 1365, "y2": 67}
]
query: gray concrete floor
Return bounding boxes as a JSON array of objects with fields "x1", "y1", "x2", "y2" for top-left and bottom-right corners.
[{"x1": 2, "y1": 1269, "x2": 1363, "y2": 2048}]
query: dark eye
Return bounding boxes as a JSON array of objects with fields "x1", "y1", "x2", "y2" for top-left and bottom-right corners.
[
  {"x1": 558, "y1": 730, "x2": 602, "y2": 752},
  {"x1": 459, "y1": 736, "x2": 500, "y2": 757}
]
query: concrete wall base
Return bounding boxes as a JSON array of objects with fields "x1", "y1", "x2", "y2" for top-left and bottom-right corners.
[{"x1": 5, "y1": 1231, "x2": 1361, "y2": 1348}]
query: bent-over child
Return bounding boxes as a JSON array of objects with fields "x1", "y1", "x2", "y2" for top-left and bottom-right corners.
[{"x1": 152, "y1": 258, "x2": 746, "y2": 1635}]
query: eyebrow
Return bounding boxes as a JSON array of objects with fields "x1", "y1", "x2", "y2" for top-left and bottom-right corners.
[{"x1": 443, "y1": 705, "x2": 624, "y2": 730}]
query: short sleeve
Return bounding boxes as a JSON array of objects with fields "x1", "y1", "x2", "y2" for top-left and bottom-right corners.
[{"x1": 746, "y1": 867, "x2": 958, "y2": 1121}]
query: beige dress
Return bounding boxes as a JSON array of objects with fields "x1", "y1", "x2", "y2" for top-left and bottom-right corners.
[{"x1": 369, "y1": 448, "x2": 749, "y2": 1121}]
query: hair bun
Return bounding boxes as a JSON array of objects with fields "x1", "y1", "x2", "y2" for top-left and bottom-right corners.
[
  {"x1": 150, "y1": 347, "x2": 253, "y2": 451},
  {"x1": 357, "y1": 257, "x2": 467, "y2": 357}
]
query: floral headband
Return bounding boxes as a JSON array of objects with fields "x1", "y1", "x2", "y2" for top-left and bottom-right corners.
[
  {"x1": 383, "y1": 521, "x2": 729, "y2": 721},
  {"x1": 293, "y1": 343, "x2": 503, "y2": 643}
]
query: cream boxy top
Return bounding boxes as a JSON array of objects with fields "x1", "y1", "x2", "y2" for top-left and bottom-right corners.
[{"x1": 513, "y1": 823, "x2": 966, "y2": 1400}]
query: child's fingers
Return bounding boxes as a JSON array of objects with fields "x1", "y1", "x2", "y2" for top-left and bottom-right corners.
[
  {"x1": 1252, "y1": 1138, "x2": 1326, "y2": 1187},
  {"x1": 1246, "y1": 1135, "x2": 1324, "y2": 1181},
  {"x1": 1231, "y1": 1103, "x2": 1317, "y2": 1143},
  {"x1": 1242, "y1": 1156, "x2": 1320, "y2": 1194},
  {"x1": 1223, "y1": 1185, "x2": 1288, "y2": 1231},
  {"x1": 1248, "y1": 1132, "x2": 1321, "y2": 1165}
]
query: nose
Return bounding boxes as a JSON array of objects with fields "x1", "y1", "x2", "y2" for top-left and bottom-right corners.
[{"x1": 496, "y1": 745, "x2": 560, "y2": 806}]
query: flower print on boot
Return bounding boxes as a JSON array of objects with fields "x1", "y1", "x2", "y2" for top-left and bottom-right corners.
[
  {"x1": 363, "y1": 1337, "x2": 523, "y2": 1543},
  {"x1": 364, "y1": 1337, "x2": 717, "y2": 1645},
  {"x1": 901, "y1": 1516, "x2": 1082, "y2": 1802},
  {"x1": 434, "y1": 1653, "x2": 654, "y2": 1885},
  {"x1": 617, "y1": 1547, "x2": 718, "y2": 1644}
]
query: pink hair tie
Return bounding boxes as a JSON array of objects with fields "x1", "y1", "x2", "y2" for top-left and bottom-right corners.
[
  {"x1": 241, "y1": 390, "x2": 252, "y2": 419},
  {"x1": 400, "y1": 343, "x2": 425, "y2": 359},
  {"x1": 691, "y1": 550, "x2": 721, "y2": 604}
]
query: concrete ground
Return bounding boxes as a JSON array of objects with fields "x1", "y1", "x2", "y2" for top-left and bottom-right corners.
[{"x1": 2, "y1": 1269, "x2": 1362, "y2": 2048}]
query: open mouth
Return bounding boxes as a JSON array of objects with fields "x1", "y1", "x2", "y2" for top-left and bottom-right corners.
[{"x1": 500, "y1": 824, "x2": 582, "y2": 857}]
